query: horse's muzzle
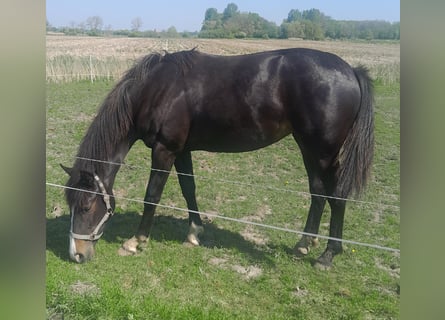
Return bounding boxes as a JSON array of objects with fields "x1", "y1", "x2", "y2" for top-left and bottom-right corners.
[{"x1": 69, "y1": 236, "x2": 95, "y2": 263}]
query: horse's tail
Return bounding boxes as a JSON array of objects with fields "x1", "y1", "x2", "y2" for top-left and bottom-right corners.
[{"x1": 336, "y1": 66, "x2": 374, "y2": 198}]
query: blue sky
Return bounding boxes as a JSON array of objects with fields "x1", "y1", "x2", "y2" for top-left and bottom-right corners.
[{"x1": 46, "y1": 1, "x2": 400, "y2": 32}]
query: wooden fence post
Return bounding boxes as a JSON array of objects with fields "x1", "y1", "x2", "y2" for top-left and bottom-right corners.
[{"x1": 90, "y1": 55, "x2": 94, "y2": 83}]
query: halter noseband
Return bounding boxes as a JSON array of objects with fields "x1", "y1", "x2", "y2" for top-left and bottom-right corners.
[{"x1": 70, "y1": 174, "x2": 114, "y2": 241}]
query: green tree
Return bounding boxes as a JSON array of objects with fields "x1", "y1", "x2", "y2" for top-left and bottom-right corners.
[
  {"x1": 202, "y1": 7, "x2": 222, "y2": 32},
  {"x1": 302, "y1": 8, "x2": 326, "y2": 24},
  {"x1": 282, "y1": 8, "x2": 330, "y2": 40},
  {"x1": 223, "y1": 3, "x2": 239, "y2": 21},
  {"x1": 280, "y1": 21, "x2": 304, "y2": 39},
  {"x1": 199, "y1": 4, "x2": 398, "y2": 41},
  {"x1": 302, "y1": 20, "x2": 324, "y2": 40},
  {"x1": 165, "y1": 26, "x2": 179, "y2": 38},
  {"x1": 286, "y1": 9, "x2": 302, "y2": 22},
  {"x1": 392, "y1": 22, "x2": 400, "y2": 40},
  {"x1": 205, "y1": 8, "x2": 219, "y2": 21}
]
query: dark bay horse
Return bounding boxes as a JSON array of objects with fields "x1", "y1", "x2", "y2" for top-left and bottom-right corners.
[{"x1": 61, "y1": 48, "x2": 374, "y2": 267}]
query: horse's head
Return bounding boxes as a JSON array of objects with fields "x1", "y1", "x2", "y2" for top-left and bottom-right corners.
[{"x1": 61, "y1": 164, "x2": 114, "y2": 263}]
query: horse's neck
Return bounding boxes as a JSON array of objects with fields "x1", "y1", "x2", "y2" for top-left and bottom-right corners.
[
  {"x1": 76, "y1": 139, "x2": 131, "y2": 192},
  {"x1": 101, "y1": 140, "x2": 131, "y2": 189}
]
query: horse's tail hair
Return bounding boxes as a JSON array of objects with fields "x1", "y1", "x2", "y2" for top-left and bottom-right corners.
[{"x1": 336, "y1": 66, "x2": 374, "y2": 198}]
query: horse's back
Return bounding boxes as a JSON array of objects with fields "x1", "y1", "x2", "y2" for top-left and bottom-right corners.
[
  {"x1": 142, "y1": 48, "x2": 362, "y2": 155},
  {"x1": 193, "y1": 49, "x2": 359, "y2": 149}
]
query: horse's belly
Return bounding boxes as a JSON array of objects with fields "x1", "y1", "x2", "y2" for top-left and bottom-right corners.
[{"x1": 186, "y1": 120, "x2": 292, "y2": 153}]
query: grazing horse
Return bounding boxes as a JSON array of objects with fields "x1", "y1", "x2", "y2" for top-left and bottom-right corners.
[{"x1": 61, "y1": 48, "x2": 374, "y2": 268}]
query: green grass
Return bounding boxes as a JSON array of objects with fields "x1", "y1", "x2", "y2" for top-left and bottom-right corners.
[{"x1": 46, "y1": 79, "x2": 399, "y2": 319}]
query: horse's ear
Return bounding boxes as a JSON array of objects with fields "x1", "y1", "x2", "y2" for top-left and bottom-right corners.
[{"x1": 60, "y1": 164, "x2": 73, "y2": 176}]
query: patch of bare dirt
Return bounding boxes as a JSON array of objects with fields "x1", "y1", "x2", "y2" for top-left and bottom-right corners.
[
  {"x1": 230, "y1": 264, "x2": 263, "y2": 280},
  {"x1": 208, "y1": 256, "x2": 229, "y2": 266},
  {"x1": 240, "y1": 225, "x2": 268, "y2": 246},
  {"x1": 292, "y1": 286, "x2": 310, "y2": 298},
  {"x1": 70, "y1": 281, "x2": 100, "y2": 295},
  {"x1": 238, "y1": 204, "x2": 272, "y2": 246},
  {"x1": 208, "y1": 255, "x2": 263, "y2": 280}
]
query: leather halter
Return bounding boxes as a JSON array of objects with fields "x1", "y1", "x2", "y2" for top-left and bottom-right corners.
[{"x1": 70, "y1": 174, "x2": 114, "y2": 241}]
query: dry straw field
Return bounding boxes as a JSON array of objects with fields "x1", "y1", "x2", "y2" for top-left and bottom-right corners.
[{"x1": 46, "y1": 35, "x2": 400, "y2": 84}]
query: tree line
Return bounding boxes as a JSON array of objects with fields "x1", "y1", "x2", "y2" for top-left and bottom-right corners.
[
  {"x1": 46, "y1": 16, "x2": 193, "y2": 38},
  {"x1": 47, "y1": 3, "x2": 399, "y2": 41},
  {"x1": 200, "y1": 4, "x2": 399, "y2": 40}
]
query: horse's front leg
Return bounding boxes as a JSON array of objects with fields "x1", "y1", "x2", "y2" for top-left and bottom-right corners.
[
  {"x1": 121, "y1": 143, "x2": 176, "y2": 254},
  {"x1": 175, "y1": 151, "x2": 204, "y2": 245}
]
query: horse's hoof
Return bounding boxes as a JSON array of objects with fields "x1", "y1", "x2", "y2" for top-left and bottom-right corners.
[
  {"x1": 294, "y1": 236, "x2": 319, "y2": 256},
  {"x1": 122, "y1": 236, "x2": 139, "y2": 254},
  {"x1": 137, "y1": 235, "x2": 148, "y2": 243},
  {"x1": 118, "y1": 247, "x2": 135, "y2": 256},
  {"x1": 313, "y1": 260, "x2": 332, "y2": 271},
  {"x1": 186, "y1": 222, "x2": 204, "y2": 246},
  {"x1": 311, "y1": 237, "x2": 319, "y2": 247},
  {"x1": 295, "y1": 246, "x2": 310, "y2": 256},
  {"x1": 313, "y1": 249, "x2": 335, "y2": 270},
  {"x1": 186, "y1": 234, "x2": 200, "y2": 246}
]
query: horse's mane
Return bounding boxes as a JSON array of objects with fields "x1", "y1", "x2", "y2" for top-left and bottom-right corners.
[
  {"x1": 162, "y1": 48, "x2": 198, "y2": 74},
  {"x1": 70, "y1": 49, "x2": 199, "y2": 180}
]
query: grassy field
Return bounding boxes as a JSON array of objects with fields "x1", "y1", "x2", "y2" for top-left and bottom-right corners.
[{"x1": 46, "y1": 37, "x2": 400, "y2": 319}]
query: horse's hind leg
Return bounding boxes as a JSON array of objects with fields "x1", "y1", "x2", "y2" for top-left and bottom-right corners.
[
  {"x1": 314, "y1": 196, "x2": 346, "y2": 269},
  {"x1": 295, "y1": 163, "x2": 346, "y2": 269},
  {"x1": 306, "y1": 163, "x2": 347, "y2": 269},
  {"x1": 174, "y1": 151, "x2": 204, "y2": 245},
  {"x1": 294, "y1": 163, "x2": 327, "y2": 256},
  {"x1": 292, "y1": 135, "x2": 327, "y2": 255}
]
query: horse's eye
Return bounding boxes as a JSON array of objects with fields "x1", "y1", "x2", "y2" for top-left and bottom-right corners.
[{"x1": 81, "y1": 206, "x2": 92, "y2": 213}]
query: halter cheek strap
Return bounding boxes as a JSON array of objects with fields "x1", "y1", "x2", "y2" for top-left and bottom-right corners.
[{"x1": 70, "y1": 174, "x2": 114, "y2": 241}]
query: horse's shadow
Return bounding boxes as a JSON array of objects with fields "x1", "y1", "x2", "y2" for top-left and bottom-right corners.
[{"x1": 46, "y1": 212, "x2": 278, "y2": 267}]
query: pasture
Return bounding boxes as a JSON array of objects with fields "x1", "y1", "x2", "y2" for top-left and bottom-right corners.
[{"x1": 46, "y1": 37, "x2": 400, "y2": 319}]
